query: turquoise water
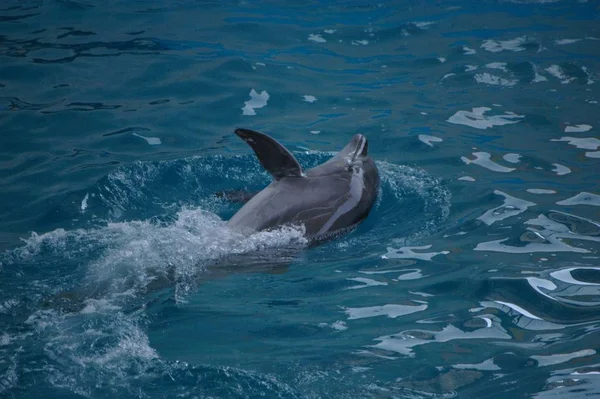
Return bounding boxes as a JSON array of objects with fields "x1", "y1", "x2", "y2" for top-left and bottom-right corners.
[{"x1": 1, "y1": 0, "x2": 600, "y2": 397}]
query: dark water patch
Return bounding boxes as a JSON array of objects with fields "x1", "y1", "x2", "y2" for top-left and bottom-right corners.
[
  {"x1": 0, "y1": 13, "x2": 39, "y2": 22},
  {"x1": 149, "y1": 99, "x2": 170, "y2": 105},
  {"x1": 56, "y1": 28, "x2": 96, "y2": 40},
  {"x1": 103, "y1": 127, "x2": 151, "y2": 137},
  {"x1": 63, "y1": 102, "x2": 122, "y2": 111},
  {"x1": 0, "y1": 97, "x2": 64, "y2": 111}
]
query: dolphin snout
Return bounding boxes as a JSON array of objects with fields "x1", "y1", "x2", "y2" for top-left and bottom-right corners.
[{"x1": 351, "y1": 134, "x2": 368, "y2": 158}]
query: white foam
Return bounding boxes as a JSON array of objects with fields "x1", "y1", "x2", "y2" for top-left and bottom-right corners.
[
  {"x1": 481, "y1": 37, "x2": 530, "y2": 52},
  {"x1": 345, "y1": 303, "x2": 428, "y2": 320},
  {"x1": 310, "y1": 130, "x2": 320, "y2": 135},
  {"x1": 376, "y1": 160, "x2": 451, "y2": 237},
  {"x1": 345, "y1": 277, "x2": 387, "y2": 290},
  {"x1": 551, "y1": 163, "x2": 571, "y2": 176},
  {"x1": 503, "y1": 153, "x2": 522, "y2": 163},
  {"x1": 465, "y1": 64, "x2": 478, "y2": 72},
  {"x1": 448, "y1": 107, "x2": 524, "y2": 129},
  {"x1": 352, "y1": 40, "x2": 369, "y2": 46},
  {"x1": 324, "y1": 29, "x2": 336, "y2": 34},
  {"x1": 458, "y1": 176, "x2": 476, "y2": 182},
  {"x1": 242, "y1": 89, "x2": 269, "y2": 116},
  {"x1": 0, "y1": 299, "x2": 19, "y2": 314},
  {"x1": 461, "y1": 152, "x2": 516, "y2": 173},
  {"x1": 564, "y1": 124, "x2": 593, "y2": 133},
  {"x1": 80, "y1": 298, "x2": 121, "y2": 314},
  {"x1": 26, "y1": 306, "x2": 158, "y2": 392},
  {"x1": 477, "y1": 190, "x2": 536, "y2": 226},
  {"x1": 303, "y1": 95, "x2": 317, "y2": 103},
  {"x1": 0, "y1": 354, "x2": 17, "y2": 394},
  {"x1": 527, "y1": 189, "x2": 556, "y2": 194},
  {"x1": 552, "y1": 136, "x2": 599, "y2": 150},
  {"x1": 132, "y1": 133, "x2": 161, "y2": 145},
  {"x1": 463, "y1": 47, "x2": 476, "y2": 55},
  {"x1": 308, "y1": 34, "x2": 326, "y2": 43},
  {"x1": 382, "y1": 245, "x2": 449, "y2": 261},
  {"x1": 475, "y1": 73, "x2": 518, "y2": 86},
  {"x1": 418, "y1": 134, "x2": 443, "y2": 147},
  {"x1": 557, "y1": 192, "x2": 600, "y2": 207},
  {"x1": 13, "y1": 207, "x2": 308, "y2": 303},
  {"x1": 0, "y1": 333, "x2": 14, "y2": 346}
]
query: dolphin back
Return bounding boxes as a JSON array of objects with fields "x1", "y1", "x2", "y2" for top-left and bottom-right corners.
[{"x1": 228, "y1": 129, "x2": 379, "y2": 240}]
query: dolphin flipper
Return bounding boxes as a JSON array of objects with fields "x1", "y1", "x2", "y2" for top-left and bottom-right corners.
[{"x1": 235, "y1": 128, "x2": 303, "y2": 180}]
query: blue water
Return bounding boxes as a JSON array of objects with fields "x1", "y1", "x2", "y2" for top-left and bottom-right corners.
[{"x1": 1, "y1": 0, "x2": 600, "y2": 397}]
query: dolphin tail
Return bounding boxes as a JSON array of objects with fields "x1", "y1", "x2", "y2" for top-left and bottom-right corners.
[{"x1": 234, "y1": 128, "x2": 303, "y2": 180}]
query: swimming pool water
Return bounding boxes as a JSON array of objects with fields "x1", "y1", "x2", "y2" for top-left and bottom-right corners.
[{"x1": 1, "y1": 1, "x2": 599, "y2": 398}]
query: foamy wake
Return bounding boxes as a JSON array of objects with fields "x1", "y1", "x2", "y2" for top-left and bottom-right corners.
[{"x1": 8, "y1": 206, "x2": 307, "y2": 304}]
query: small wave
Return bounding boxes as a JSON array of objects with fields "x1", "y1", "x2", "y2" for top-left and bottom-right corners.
[
  {"x1": 6, "y1": 152, "x2": 448, "y2": 296},
  {"x1": 0, "y1": 151, "x2": 451, "y2": 397},
  {"x1": 6, "y1": 207, "x2": 308, "y2": 306}
]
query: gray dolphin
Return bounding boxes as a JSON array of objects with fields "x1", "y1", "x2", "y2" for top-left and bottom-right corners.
[{"x1": 227, "y1": 128, "x2": 380, "y2": 241}]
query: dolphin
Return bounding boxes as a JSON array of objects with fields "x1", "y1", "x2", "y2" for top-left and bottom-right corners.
[
  {"x1": 43, "y1": 131, "x2": 379, "y2": 312},
  {"x1": 227, "y1": 128, "x2": 380, "y2": 241}
]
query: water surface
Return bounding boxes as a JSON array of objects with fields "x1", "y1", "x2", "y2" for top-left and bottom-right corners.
[{"x1": 1, "y1": 1, "x2": 600, "y2": 398}]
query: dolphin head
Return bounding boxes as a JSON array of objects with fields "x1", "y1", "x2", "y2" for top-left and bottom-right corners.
[
  {"x1": 304, "y1": 133, "x2": 374, "y2": 177},
  {"x1": 339, "y1": 134, "x2": 368, "y2": 162},
  {"x1": 334, "y1": 134, "x2": 369, "y2": 172}
]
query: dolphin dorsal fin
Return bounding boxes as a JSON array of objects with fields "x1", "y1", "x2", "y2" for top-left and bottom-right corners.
[{"x1": 235, "y1": 128, "x2": 303, "y2": 180}]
